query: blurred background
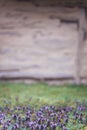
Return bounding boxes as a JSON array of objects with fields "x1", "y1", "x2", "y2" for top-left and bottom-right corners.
[{"x1": 0, "y1": 0, "x2": 87, "y2": 84}]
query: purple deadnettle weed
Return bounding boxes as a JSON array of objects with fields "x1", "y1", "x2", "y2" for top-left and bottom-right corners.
[{"x1": 0, "y1": 104, "x2": 86, "y2": 130}]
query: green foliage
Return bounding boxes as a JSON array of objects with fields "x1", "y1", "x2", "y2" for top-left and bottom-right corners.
[
  {"x1": 0, "y1": 82, "x2": 87, "y2": 130},
  {"x1": 0, "y1": 82, "x2": 87, "y2": 107}
]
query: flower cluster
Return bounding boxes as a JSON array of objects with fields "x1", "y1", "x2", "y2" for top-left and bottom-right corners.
[{"x1": 0, "y1": 105, "x2": 87, "y2": 130}]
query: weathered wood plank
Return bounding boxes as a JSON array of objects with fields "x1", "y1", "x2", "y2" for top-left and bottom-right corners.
[
  {"x1": 0, "y1": 6, "x2": 86, "y2": 84},
  {"x1": 75, "y1": 9, "x2": 86, "y2": 84},
  {"x1": 33, "y1": 0, "x2": 87, "y2": 7}
]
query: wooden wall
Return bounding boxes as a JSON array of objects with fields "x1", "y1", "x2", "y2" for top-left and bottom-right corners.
[
  {"x1": 33, "y1": 0, "x2": 87, "y2": 7},
  {"x1": 0, "y1": 0, "x2": 87, "y2": 84}
]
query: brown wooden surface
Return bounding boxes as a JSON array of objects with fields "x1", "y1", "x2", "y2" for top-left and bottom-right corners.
[{"x1": 0, "y1": 1, "x2": 87, "y2": 84}]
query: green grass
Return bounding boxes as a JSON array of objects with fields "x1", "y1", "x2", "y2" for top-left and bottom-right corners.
[{"x1": 0, "y1": 82, "x2": 87, "y2": 107}]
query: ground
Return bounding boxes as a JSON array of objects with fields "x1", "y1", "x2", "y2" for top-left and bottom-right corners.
[
  {"x1": 0, "y1": 82, "x2": 87, "y2": 130},
  {"x1": 0, "y1": 82, "x2": 87, "y2": 106}
]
